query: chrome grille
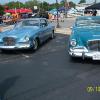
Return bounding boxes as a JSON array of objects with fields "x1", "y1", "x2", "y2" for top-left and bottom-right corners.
[
  {"x1": 3, "y1": 37, "x2": 15, "y2": 46},
  {"x1": 88, "y1": 40, "x2": 100, "y2": 51}
]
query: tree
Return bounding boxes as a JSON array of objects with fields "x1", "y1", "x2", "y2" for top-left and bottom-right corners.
[
  {"x1": 39, "y1": 1, "x2": 49, "y2": 11},
  {"x1": 59, "y1": 0, "x2": 76, "y2": 8},
  {"x1": 48, "y1": 3, "x2": 57, "y2": 10},
  {"x1": 78, "y1": 0, "x2": 86, "y2": 4},
  {"x1": 0, "y1": 5, "x2": 4, "y2": 15},
  {"x1": 69, "y1": 1, "x2": 76, "y2": 8},
  {"x1": 5, "y1": 1, "x2": 25, "y2": 9},
  {"x1": 60, "y1": 0, "x2": 65, "y2": 7},
  {"x1": 25, "y1": 0, "x2": 39, "y2": 9}
]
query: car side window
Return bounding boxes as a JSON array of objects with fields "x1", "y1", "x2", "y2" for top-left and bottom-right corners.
[{"x1": 40, "y1": 19, "x2": 48, "y2": 27}]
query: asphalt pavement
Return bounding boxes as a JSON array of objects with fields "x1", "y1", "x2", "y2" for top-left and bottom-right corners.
[{"x1": 0, "y1": 18, "x2": 100, "y2": 100}]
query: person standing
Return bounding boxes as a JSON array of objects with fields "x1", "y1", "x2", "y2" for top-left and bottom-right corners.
[
  {"x1": 60, "y1": 12, "x2": 64, "y2": 22},
  {"x1": 92, "y1": 9, "x2": 97, "y2": 16}
]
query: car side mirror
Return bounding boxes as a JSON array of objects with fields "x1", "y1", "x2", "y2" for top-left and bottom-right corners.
[{"x1": 70, "y1": 27, "x2": 72, "y2": 29}]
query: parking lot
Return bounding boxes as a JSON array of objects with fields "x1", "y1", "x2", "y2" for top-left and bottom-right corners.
[{"x1": 0, "y1": 18, "x2": 100, "y2": 100}]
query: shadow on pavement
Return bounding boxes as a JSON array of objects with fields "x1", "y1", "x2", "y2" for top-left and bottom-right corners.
[
  {"x1": 0, "y1": 76, "x2": 20, "y2": 100},
  {"x1": 69, "y1": 57, "x2": 100, "y2": 65}
]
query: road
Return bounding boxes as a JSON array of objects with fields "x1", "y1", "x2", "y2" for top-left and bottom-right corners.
[
  {"x1": 0, "y1": 18, "x2": 100, "y2": 100},
  {"x1": 52, "y1": 17, "x2": 76, "y2": 28}
]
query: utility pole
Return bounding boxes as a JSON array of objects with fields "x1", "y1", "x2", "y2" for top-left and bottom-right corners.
[
  {"x1": 65, "y1": 0, "x2": 68, "y2": 18},
  {"x1": 95, "y1": 0, "x2": 96, "y2": 4},
  {"x1": 56, "y1": 0, "x2": 60, "y2": 28}
]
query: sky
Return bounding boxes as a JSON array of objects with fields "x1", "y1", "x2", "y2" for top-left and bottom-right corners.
[{"x1": 0, "y1": 0, "x2": 100, "y2": 4}]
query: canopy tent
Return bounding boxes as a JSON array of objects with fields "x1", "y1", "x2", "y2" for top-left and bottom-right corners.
[
  {"x1": 48, "y1": 9, "x2": 60, "y2": 15},
  {"x1": 58, "y1": 7, "x2": 69, "y2": 12},
  {"x1": 5, "y1": 9, "x2": 16, "y2": 14},
  {"x1": 58, "y1": 7, "x2": 65, "y2": 11},
  {"x1": 49, "y1": 9, "x2": 57, "y2": 13},
  {"x1": 18, "y1": 8, "x2": 32, "y2": 13},
  {"x1": 85, "y1": 3, "x2": 100, "y2": 10},
  {"x1": 5, "y1": 8, "x2": 32, "y2": 14}
]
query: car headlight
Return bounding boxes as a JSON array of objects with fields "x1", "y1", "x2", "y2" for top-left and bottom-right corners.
[
  {"x1": 24, "y1": 36, "x2": 30, "y2": 41},
  {"x1": 70, "y1": 39, "x2": 77, "y2": 47}
]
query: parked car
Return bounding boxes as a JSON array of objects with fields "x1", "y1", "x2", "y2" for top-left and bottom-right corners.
[
  {"x1": 0, "y1": 18, "x2": 55, "y2": 51},
  {"x1": 69, "y1": 16, "x2": 100, "y2": 60}
]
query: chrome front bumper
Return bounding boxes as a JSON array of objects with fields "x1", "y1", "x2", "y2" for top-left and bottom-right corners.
[
  {"x1": 0, "y1": 44, "x2": 31, "y2": 50},
  {"x1": 69, "y1": 47, "x2": 100, "y2": 60}
]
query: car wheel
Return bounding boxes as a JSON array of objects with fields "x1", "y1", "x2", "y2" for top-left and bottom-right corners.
[
  {"x1": 32, "y1": 39, "x2": 39, "y2": 51},
  {"x1": 51, "y1": 30, "x2": 55, "y2": 39}
]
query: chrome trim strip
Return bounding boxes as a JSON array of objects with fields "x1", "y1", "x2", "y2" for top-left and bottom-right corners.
[{"x1": 0, "y1": 44, "x2": 30, "y2": 50}]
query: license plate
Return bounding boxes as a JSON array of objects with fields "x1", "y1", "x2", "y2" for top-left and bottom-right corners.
[{"x1": 93, "y1": 52, "x2": 100, "y2": 60}]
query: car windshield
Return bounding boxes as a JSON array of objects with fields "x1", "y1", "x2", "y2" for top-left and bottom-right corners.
[
  {"x1": 15, "y1": 20, "x2": 39, "y2": 28},
  {"x1": 76, "y1": 19, "x2": 100, "y2": 27}
]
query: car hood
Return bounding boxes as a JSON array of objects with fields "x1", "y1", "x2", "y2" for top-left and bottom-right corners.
[
  {"x1": 1, "y1": 26, "x2": 39, "y2": 39},
  {"x1": 74, "y1": 26, "x2": 100, "y2": 46}
]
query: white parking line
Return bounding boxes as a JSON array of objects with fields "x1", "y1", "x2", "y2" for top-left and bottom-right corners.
[{"x1": 22, "y1": 54, "x2": 30, "y2": 58}]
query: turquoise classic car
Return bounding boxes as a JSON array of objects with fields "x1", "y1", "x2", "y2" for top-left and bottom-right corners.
[
  {"x1": 0, "y1": 18, "x2": 55, "y2": 51},
  {"x1": 69, "y1": 16, "x2": 100, "y2": 60}
]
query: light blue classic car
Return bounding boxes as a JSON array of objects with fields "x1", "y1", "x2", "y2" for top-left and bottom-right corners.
[
  {"x1": 0, "y1": 18, "x2": 55, "y2": 51},
  {"x1": 69, "y1": 16, "x2": 100, "y2": 60}
]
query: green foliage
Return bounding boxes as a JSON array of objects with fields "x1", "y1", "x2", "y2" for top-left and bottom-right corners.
[
  {"x1": 41, "y1": 1, "x2": 49, "y2": 11},
  {"x1": 0, "y1": 5, "x2": 4, "y2": 15},
  {"x1": 2, "y1": 0, "x2": 76, "y2": 12},
  {"x1": 25, "y1": 0, "x2": 39, "y2": 9},
  {"x1": 60, "y1": 0, "x2": 65, "y2": 6},
  {"x1": 69, "y1": 2, "x2": 76, "y2": 8},
  {"x1": 78, "y1": 0, "x2": 86, "y2": 4},
  {"x1": 5, "y1": 1, "x2": 25, "y2": 9},
  {"x1": 48, "y1": 3, "x2": 57, "y2": 10}
]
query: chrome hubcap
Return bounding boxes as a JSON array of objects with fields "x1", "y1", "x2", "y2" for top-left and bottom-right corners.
[{"x1": 33, "y1": 40, "x2": 38, "y2": 50}]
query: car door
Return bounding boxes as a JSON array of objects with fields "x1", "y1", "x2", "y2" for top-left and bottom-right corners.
[
  {"x1": 46, "y1": 20, "x2": 54, "y2": 38},
  {"x1": 41, "y1": 19, "x2": 52, "y2": 39},
  {"x1": 39, "y1": 19, "x2": 48, "y2": 42}
]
